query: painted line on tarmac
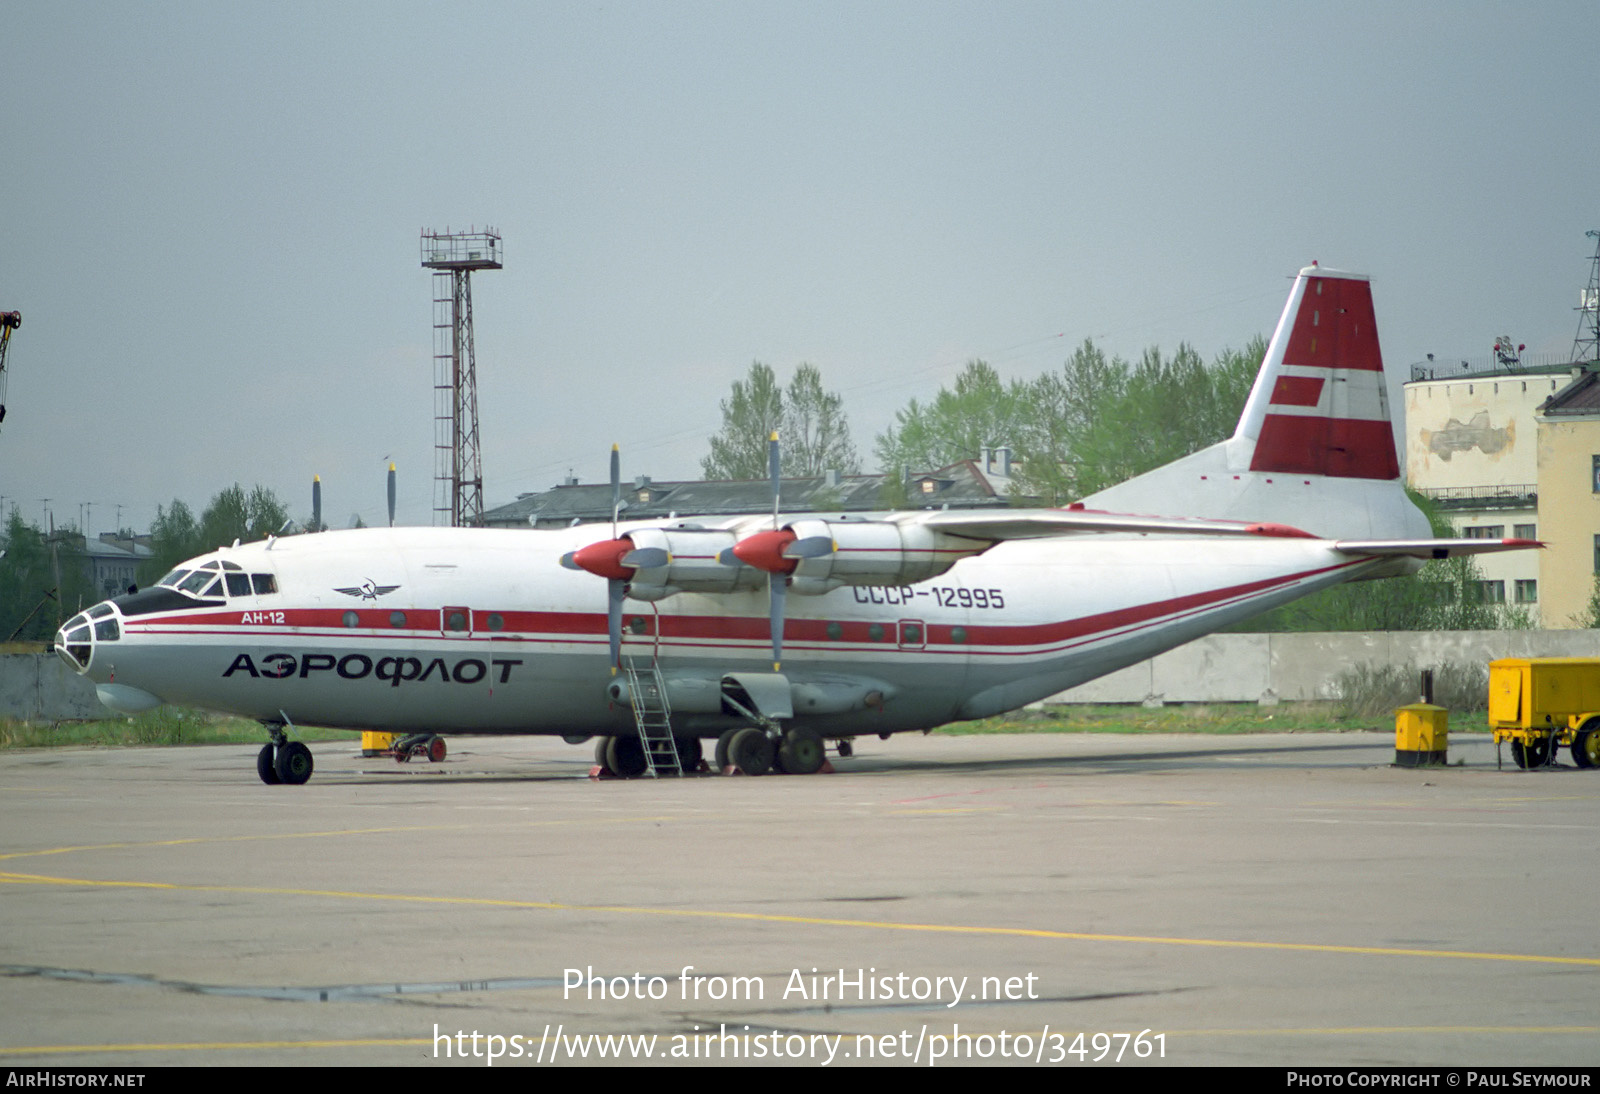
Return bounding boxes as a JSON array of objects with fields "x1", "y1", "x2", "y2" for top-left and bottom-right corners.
[
  {"x1": 4, "y1": 868, "x2": 1599, "y2": 968},
  {"x1": 0, "y1": 815, "x2": 687, "y2": 864}
]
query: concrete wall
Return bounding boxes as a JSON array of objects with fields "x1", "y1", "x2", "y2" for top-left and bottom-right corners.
[
  {"x1": 0, "y1": 654, "x2": 112, "y2": 722},
  {"x1": 1046, "y1": 629, "x2": 1600, "y2": 704}
]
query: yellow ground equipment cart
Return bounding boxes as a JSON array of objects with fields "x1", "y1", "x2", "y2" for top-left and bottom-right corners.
[{"x1": 1487, "y1": 658, "x2": 1600, "y2": 769}]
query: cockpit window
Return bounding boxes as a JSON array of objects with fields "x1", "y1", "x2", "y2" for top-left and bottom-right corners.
[
  {"x1": 154, "y1": 560, "x2": 273, "y2": 600},
  {"x1": 177, "y1": 570, "x2": 215, "y2": 595}
]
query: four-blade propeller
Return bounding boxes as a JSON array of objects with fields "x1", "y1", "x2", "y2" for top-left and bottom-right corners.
[
  {"x1": 559, "y1": 445, "x2": 633, "y2": 671},
  {"x1": 565, "y1": 437, "x2": 816, "y2": 674}
]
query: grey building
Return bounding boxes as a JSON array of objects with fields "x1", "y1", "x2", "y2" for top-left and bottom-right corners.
[{"x1": 481, "y1": 451, "x2": 1027, "y2": 529}]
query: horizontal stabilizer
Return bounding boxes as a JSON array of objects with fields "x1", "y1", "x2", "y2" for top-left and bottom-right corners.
[{"x1": 1333, "y1": 537, "x2": 1542, "y2": 560}]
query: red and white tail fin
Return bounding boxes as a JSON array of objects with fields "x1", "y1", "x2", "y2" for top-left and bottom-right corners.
[
  {"x1": 1082, "y1": 264, "x2": 1430, "y2": 541},
  {"x1": 1237, "y1": 264, "x2": 1400, "y2": 480}
]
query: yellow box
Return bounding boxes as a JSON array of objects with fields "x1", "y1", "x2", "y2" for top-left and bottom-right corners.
[
  {"x1": 361, "y1": 731, "x2": 396, "y2": 757},
  {"x1": 1488, "y1": 658, "x2": 1600, "y2": 729},
  {"x1": 1395, "y1": 703, "x2": 1448, "y2": 766}
]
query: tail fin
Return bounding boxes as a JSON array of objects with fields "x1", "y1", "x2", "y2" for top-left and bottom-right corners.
[
  {"x1": 1237, "y1": 264, "x2": 1400, "y2": 480},
  {"x1": 1082, "y1": 263, "x2": 1429, "y2": 541}
]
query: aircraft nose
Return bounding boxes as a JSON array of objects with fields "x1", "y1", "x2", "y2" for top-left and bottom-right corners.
[
  {"x1": 54, "y1": 602, "x2": 123, "y2": 674},
  {"x1": 55, "y1": 614, "x2": 93, "y2": 673}
]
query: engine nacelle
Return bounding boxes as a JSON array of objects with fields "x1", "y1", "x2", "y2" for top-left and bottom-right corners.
[
  {"x1": 782, "y1": 518, "x2": 986, "y2": 594},
  {"x1": 621, "y1": 527, "x2": 768, "y2": 601}
]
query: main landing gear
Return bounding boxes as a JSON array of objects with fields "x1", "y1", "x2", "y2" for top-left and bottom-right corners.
[
  {"x1": 256, "y1": 723, "x2": 313, "y2": 786},
  {"x1": 712, "y1": 725, "x2": 828, "y2": 776},
  {"x1": 589, "y1": 726, "x2": 842, "y2": 778},
  {"x1": 592, "y1": 734, "x2": 705, "y2": 778}
]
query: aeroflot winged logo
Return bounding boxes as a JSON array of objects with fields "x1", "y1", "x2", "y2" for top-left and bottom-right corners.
[{"x1": 333, "y1": 580, "x2": 402, "y2": 600}]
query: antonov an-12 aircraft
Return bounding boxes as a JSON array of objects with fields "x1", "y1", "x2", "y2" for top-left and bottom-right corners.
[{"x1": 56, "y1": 264, "x2": 1533, "y2": 784}]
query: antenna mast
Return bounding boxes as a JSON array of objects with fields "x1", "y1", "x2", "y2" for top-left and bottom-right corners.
[
  {"x1": 421, "y1": 227, "x2": 501, "y2": 527},
  {"x1": 1573, "y1": 229, "x2": 1600, "y2": 365}
]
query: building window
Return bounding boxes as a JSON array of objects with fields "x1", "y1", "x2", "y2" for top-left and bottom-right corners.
[
  {"x1": 1593, "y1": 455, "x2": 1600, "y2": 493},
  {"x1": 1594, "y1": 534, "x2": 1600, "y2": 573},
  {"x1": 1462, "y1": 525, "x2": 1504, "y2": 539},
  {"x1": 1474, "y1": 580, "x2": 1505, "y2": 604},
  {"x1": 1514, "y1": 523, "x2": 1536, "y2": 540},
  {"x1": 1515, "y1": 580, "x2": 1538, "y2": 604}
]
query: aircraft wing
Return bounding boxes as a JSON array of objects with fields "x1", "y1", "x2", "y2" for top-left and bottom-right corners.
[
  {"x1": 1332, "y1": 537, "x2": 1543, "y2": 560},
  {"x1": 909, "y1": 508, "x2": 1317, "y2": 542}
]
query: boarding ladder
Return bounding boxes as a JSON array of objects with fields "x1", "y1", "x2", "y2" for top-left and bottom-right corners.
[{"x1": 624, "y1": 658, "x2": 682, "y2": 777}]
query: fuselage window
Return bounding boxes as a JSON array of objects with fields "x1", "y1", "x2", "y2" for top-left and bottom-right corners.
[
  {"x1": 486, "y1": 613, "x2": 504, "y2": 631},
  {"x1": 446, "y1": 610, "x2": 468, "y2": 632},
  {"x1": 342, "y1": 611, "x2": 360, "y2": 628},
  {"x1": 389, "y1": 611, "x2": 407, "y2": 628},
  {"x1": 251, "y1": 574, "x2": 277, "y2": 595},
  {"x1": 225, "y1": 573, "x2": 252, "y2": 597}
]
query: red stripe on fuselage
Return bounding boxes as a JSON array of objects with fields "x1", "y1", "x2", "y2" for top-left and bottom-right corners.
[{"x1": 119, "y1": 558, "x2": 1361, "y2": 655}]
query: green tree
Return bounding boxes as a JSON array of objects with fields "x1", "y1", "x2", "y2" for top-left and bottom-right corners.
[
  {"x1": 701, "y1": 362, "x2": 784, "y2": 480},
  {"x1": 198, "y1": 484, "x2": 289, "y2": 550},
  {"x1": 1005, "y1": 337, "x2": 1264, "y2": 505},
  {"x1": 874, "y1": 360, "x2": 1029, "y2": 478},
  {"x1": 1011, "y1": 340, "x2": 1130, "y2": 503},
  {"x1": 0, "y1": 509, "x2": 95, "y2": 640},
  {"x1": 139, "y1": 485, "x2": 289, "y2": 584},
  {"x1": 784, "y1": 363, "x2": 860, "y2": 476},
  {"x1": 140, "y1": 499, "x2": 201, "y2": 585},
  {"x1": 702, "y1": 362, "x2": 859, "y2": 480}
]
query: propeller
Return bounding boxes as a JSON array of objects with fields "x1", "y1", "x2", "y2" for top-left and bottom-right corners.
[
  {"x1": 312, "y1": 475, "x2": 322, "y2": 533},
  {"x1": 721, "y1": 433, "x2": 789, "y2": 671},
  {"x1": 766, "y1": 433, "x2": 784, "y2": 670},
  {"x1": 558, "y1": 445, "x2": 633, "y2": 672},
  {"x1": 387, "y1": 462, "x2": 396, "y2": 528},
  {"x1": 719, "y1": 433, "x2": 840, "y2": 670}
]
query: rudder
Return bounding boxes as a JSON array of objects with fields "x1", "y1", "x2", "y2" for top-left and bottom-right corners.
[{"x1": 1238, "y1": 265, "x2": 1400, "y2": 480}]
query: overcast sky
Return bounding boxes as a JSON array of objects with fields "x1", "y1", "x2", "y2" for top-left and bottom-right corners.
[{"x1": 3, "y1": 1, "x2": 1596, "y2": 536}]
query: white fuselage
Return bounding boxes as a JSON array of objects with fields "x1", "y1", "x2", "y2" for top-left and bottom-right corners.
[{"x1": 62, "y1": 521, "x2": 1381, "y2": 739}]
